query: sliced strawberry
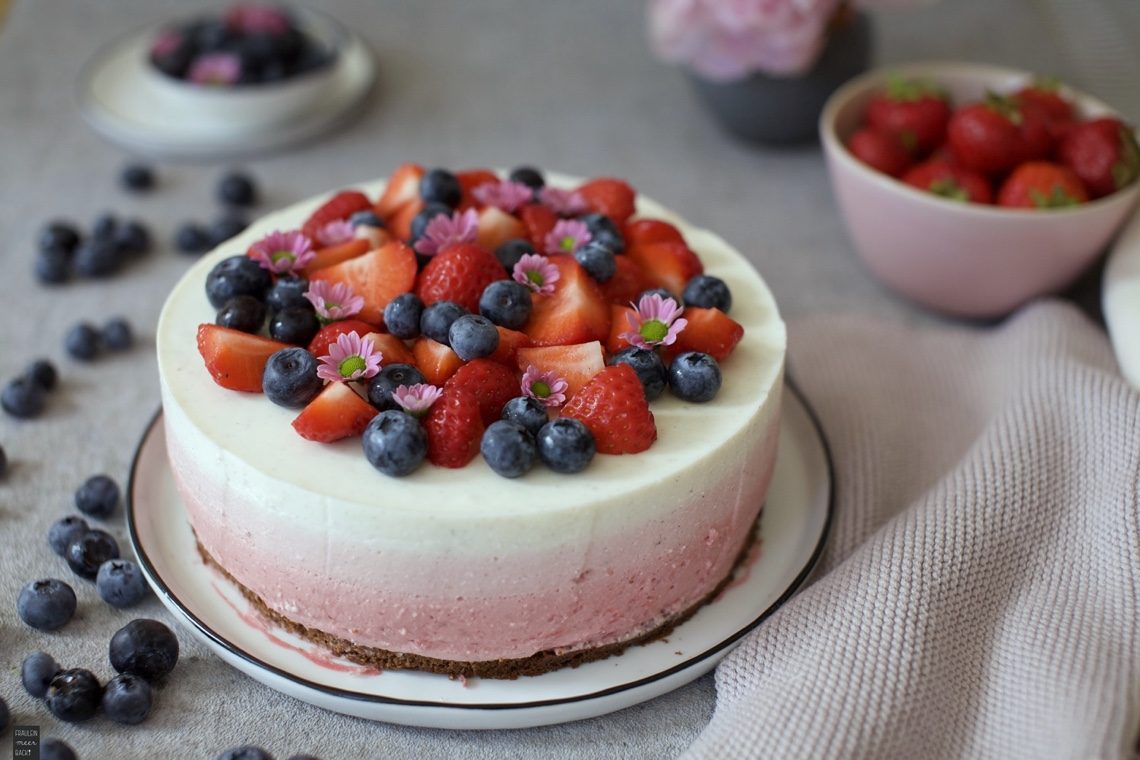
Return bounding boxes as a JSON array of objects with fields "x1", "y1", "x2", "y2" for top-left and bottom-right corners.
[
  {"x1": 518, "y1": 203, "x2": 557, "y2": 249},
  {"x1": 623, "y1": 218, "x2": 684, "y2": 247},
  {"x1": 301, "y1": 238, "x2": 372, "y2": 278},
  {"x1": 625, "y1": 240, "x2": 703, "y2": 297},
  {"x1": 411, "y1": 338, "x2": 463, "y2": 385},
  {"x1": 663, "y1": 307, "x2": 744, "y2": 363},
  {"x1": 445, "y1": 359, "x2": 519, "y2": 426},
  {"x1": 362, "y1": 332, "x2": 416, "y2": 366},
  {"x1": 196, "y1": 324, "x2": 290, "y2": 392},
  {"x1": 415, "y1": 242, "x2": 506, "y2": 312},
  {"x1": 515, "y1": 341, "x2": 605, "y2": 403},
  {"x1": 375, "y1": 163, "x2": 425, "y2": 218},
  {"x1": 561, "y1": 364, "x2": 656, "y2": 455},
  {"x1": 524, "y1": 256, "x2": 611, "y2": 347},
  {"x1": 309, "y1": 240, "x2": 417, "y2": 324},
  {"x1": 307, "y1": 319, "x2": 379, "y2": 358},
  {"x1": 387, "y1": 197, "x2": 424, "y2": 242},
  {"x1": 476, "y1": 206, "x2": 527, "y2": 253},
  {"x1": 291, "y1": 382, "x2": 377, "y2": 443},
  {"x1": 605, "y1": 304, "x2": 636, "y2": 354},
  {"x1": 301, "y1": 190, "x2": 373, "y2": 241},
  {"x1": 576, "y1": 178, "x2": 636, "y2": 223},
  {"x1": 489, "y1": 326, "x2": 531, "y2": 366},
  {"x1": 424, "y1": 385, "x2": 483, "y2": 468},
  {"x1": 599, "y1": 255, "x2": 654, "y2": 305},
  {"x1": 457, "y1": 168, "x2": 500, "y2": 210}
]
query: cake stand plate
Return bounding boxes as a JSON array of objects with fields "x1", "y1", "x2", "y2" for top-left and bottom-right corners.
[{"x1": 126, "y1": 383, "x2": 833, "y2": 730}]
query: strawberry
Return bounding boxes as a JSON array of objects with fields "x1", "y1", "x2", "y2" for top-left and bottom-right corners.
[
  {"x1": 488, "y1": 326, "x2": 531, "y2": 366},
  {"x1": 560, "y1": 364, "x2": 656, "y2": 455},
  {"x1": 846, "y1": 127, "x2": 913, "y2": 178},
  {"x1": 375, "y1": 163, "x2": 425, "y2": 218},
  {"x1": 605, "y1": 304, "x2": 636, "y2": 354},
  {"x1": 624, "y1": 240, "x2": 703, "y2": 297},
  {"x1": 424, "y1": 385, "x2": 483, "y2": 467},
  {"x1": 307, "y1": 319, "x2": 379, "y2": 358},
  {"x1": 623, "y1": 219, "x2": 684, "y2": 248},
  {"x1": 411, "y1": 338, "x2": 463, "y2": 385},
  {"x1": 301, "y1": 190, "x2": 373, "y2": 241},
  {"x1": 523, "y1": 255, "x2": 610, "y2": 347},
  {"x1": 415, "y1": 242, "x2": 506, "y2": 312},
  {"x1": 519, "y1": 203, "x2": 558, "y2": 249},
  {"x1": 445, "y1": 359, "x2": 518, "y2": 425},
  {"x1": 865, "y1": 77, "x2": 951, "y2": 155},
  {"x1": 576, "y1": 178, "x2": 636, "y2": 223},
  {"x1": 476, "y1": 206, "x2": 527, "y2": 253},
  {"x1": 387, "y1": 198, "x2": 425, "y2": 241},
  {"x1": 457, "y1": 168, "x2": 500, "y2": 210},
  {"x1": 362, "y1": 332, "x2": 417, "y2": 366},
  {"x1": 599, "y1": 255, "x2": 653, "y2": 305},
  {"x1": 997, "y1": 162, "x2": 1088, "y2": 208},
  {"x1": 1058, "y1": 117, "x2": 1140, "y2": 199},
  {"x1": 902, "y1": 159, "x2": 993, "y2": 204},
  {"x1": 515, "y1": 341, "x2": 605, "y2": 403},
  {"x1": 291, "y1": 382, "x2": 378, "y2": 443},
  {"x1": 301, "y1": 238, "x2": 372, "y2": 278},
  {"x1": 196, "y1": 324, "x2": 289, "y2": 392},
  {"x1": 1014, "y1": 80, "x2": 1076, "y2": 142},
  {"x1": 662, "y1": 307, "x2": 744, "y2": 363},
  {"x1": 947, "y1": 93, "x2": 1050, "y2": 175},
  {"x1": 309, "y1": 240, "x2": 417, "y2": 324}
]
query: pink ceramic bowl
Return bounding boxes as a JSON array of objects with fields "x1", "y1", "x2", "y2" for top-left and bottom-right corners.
[{"x1": 820, "y1": 61, "x2": 1140, "y2": 318}]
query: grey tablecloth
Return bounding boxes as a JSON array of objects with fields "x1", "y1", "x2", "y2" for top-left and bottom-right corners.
[{"x1": 1, "y1": 1, "x2": 1138, "y2": 758}]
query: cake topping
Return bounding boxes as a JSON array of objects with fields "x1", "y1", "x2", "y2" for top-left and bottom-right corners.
[
  {"x1": 512, "y1": 254, "x2": 560, "y2": 295},
  {"x1": 521, "y1": 365, "x2": 568, "y2": 408},
  {"x1": 315, "y1": 220, "x2": 356, "y2": 248},
  {"x1": 544, "y1": 219, "x2": 591, "y2": 256},
  {"x1": 413, "y1": 208, "x2": 479, "y2": 256},
  {"x1": 316, "y1": 332, "x2": 382, "y2": 383},
  {"x1": 304, "y1": 280, "x2": 364, "y2": 323},
  {"x1": 187, "y1": 53, "x2": 242, "y2": 86},
  {"x1": 538, "y1": 187, "x2": 588, "y2": 217},
  {"x1": 473, "y1": 181, "x2": 534, "y2": 213},
  {"x1": 391, "y1": 383, "x2": 442, "y2": 417},
  {"x1": 249, "y1": 230, "x2": 315, "y2": 275},
  {"x1": 622, "y1": 293, "x2": 687, "y2": 349}
]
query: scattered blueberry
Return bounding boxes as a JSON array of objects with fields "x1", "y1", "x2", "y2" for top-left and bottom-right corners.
[
  {"x1": 536, "y1": 418, "x2": 595, "y2": 473},
  {"x1": 582, "y1": 213, "x2": 625, "y2": 253},
  {"x1": 46, "y1": 668, "x2": 102, "y2": 722},
  {"x1": 218, "y1": 171, "x2": 258, "y2": 207},
  {"x1": 120, "y1": 163, "x2": 156, "y2": 192},
  {"x1": 682, "y1": 275, "x2": 732, "y2": 312},
  {"x1": 210, "y1": 213, "x2": 249, "y2": 246},
  {"x1": 265, "y1": 276, "x2": 310, "y2": 314},
  {"x1": 366, "y1": 363, "x2": 426, "y2": 411},
  {"x1": 66, "y1": 529, "x2": 120, "y2": 580},
  {"x1": 91, "y1": 213, "x2": 118, "y2": 241},
  {"x1": 217, "y1": 295, "x2": 268, "y2": 334},
  {"x1": 97, "y1": 559, "x2": 149, "y2": 608},
  {"x1": 110, "y1": 618, "x2": 180, "y2": 682},
  {"x1": 493, "y1": 239, "x2": 535, "y2": 272},
  {"x1": 217, "y1": 746, "x2": 275, "y2": 760},
  {"x1": 205, "y1": 255, "x2": 272, "y2": 308},
  {"x1": 609, "y1": 347, "x2": 667, "y2": 401},
  {"x1": 39, "y1": 221, "x2": 81, "y2": 255},
  {"x1": 349, "y1": 209, "x2": 384, "y2": 228},
  {"x1": 75, "y1": 475, "x2": 120, "y2": 518},
  {"x1": 410, "y1": 202, "x2": 452, "y2": 241},
  {"x1": 479, "y1": 280, "x2": 532, "y2": 330},
  {"x1": 420, "y1": 300, "x2": 467, "y2": 345},
  {"x1": 17, "y1": 579, "x2": 77, "y2": 631},
  {"x1": 175, "y1": 222, "x2": 213, "y2": 254},
  {"x1": 115, "y1": 219, "x2": 152, "y2": 257},
  {"x1": 420, "y1": 168, "x2": 461, "y2": 208},
  {"x1": 269, "y1": 307, "x2": 320, "y2": 346},
  {"x1": 638, "y1": 287, "x2": 677, "y2": 304},
  {"x1": 448, "y1": 314, "x2": 499, "y2": 361},
  {"x1": 509, "y1": 166, "x2": 545, "y2": 191},
  {"x1": 2, "y1": 378, "x2": 45, "y2": 419},
  {"x1": 262, "y1": 348, "x2": 323, "y2": 408},
  {"x1": 26, "y1": 358, "x2": 58, "y2": 391},
  {"x1": 383, "y1": 292, "x2": 424, "y2": 340},
  {"x1": 48, "y1": 516, "x2": 89, "y2": 556},
  {"x1": 64, "y1": 322, "x2": 101, "y2": 360},
  {"x1": 362, "y1": 410, "x2": 428, "y2": 477},
  {"x1": 102, "y1": 317, "x2": 134, "y2": 351},
  {"x1": 22, "y1": 651, "x2": 61, "y2": 698},
  {"x1": 35, "y1": 247, "x2": 71, "y2": 284},
  {"x1": 668, "y1": 351, "x2": 722, "y2": 402},
  {"x1": 0, "y1": 695, "x2": 8, "y2": 734},
  {"x1": 0, "y1": 443, "x2": 6, "y2": 478},
  {"x1": 574, "y1": 241, "x2": 616, "y2": 283},
  {"x1": 73, "y1": 238, "x2": 122, "y2": 278},
  {"x1": 102, "y1": 672, "x2": 154, "y2": 724},
  {"x1": 481, "y1": 421, "x2": 537, "y2": 478},
  {"x1": 40, "y1": 738, "x2": 79, "y2": 760}
]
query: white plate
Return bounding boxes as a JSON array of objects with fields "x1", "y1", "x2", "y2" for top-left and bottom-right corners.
[
  {"x1": 77, "y1": 23, "x2": 376, "y2": 160},
  {"x1": 125, "y1": 383, "x2": 833, "y2": 730}
]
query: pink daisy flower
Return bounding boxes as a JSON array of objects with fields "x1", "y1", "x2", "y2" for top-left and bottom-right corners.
[
  {"x1": 621, "y1": 293, "x2": 688, "y2": 349},
  {"x1": 539, "y1": 187, "x2": 589, "y2": 217},
  {"x1": 304, "y1": 281, "x2": 365, "y2": 323},
  {"x1": 316, "y1": 332, "x2": 383, "y2": 383},
  {"x1": 512, "y1": 254, "x2": 560, "y2": 296},
  {"x1": 473, "y1": 180, "x2": 535, "y2": 213},
  {"x1": 521, "y1": 365, "x2": 569, "y2": 408},
  {"x1": 315, "y1": 220, "x2": 355, "y2": 247},
  {"x1": 391, "y1": 383, "x2": 443, "y2": 417},
  {"x1": 413, "y1": 208, "x2": 479, "y2": 256},
  {"x1": 249, "y1": 230, "x2": 315, "y2": 275},
  {"x1": 543, "y1": 219, "x2": 591, "y2": 256},
  {"x1": 188, "y1": 52, "x2": 242, "y2": 86}
]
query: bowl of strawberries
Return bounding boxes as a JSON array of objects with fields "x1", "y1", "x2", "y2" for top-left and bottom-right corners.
[{"x1": 820, "y1": 61, "x2": 1140, "y2": 318}]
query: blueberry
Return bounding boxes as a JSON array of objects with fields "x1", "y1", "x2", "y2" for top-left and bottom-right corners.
[
  {"x1": 39, "y1": 221, "x2": 81, "y2": 254},
  {"x1": 420, "y1": 300, "x2": 466, "y2": 345},
  {"x1": 48, "y1": 516, "x2": 89, "y2": 556},
  {"x1": 195, "y1": 19, "x2": 232, "y2": 51},
  {"x1": 74, "y1": 238, "x2": 122, "y2": 277},
  {"x1": 26, "y1": 359, "x2": 58, "y2": 391},
  {"x1": 509, "y1": 166, "x2": 545, "y2": 191},
  {"x1": 494, "y1": 239, "x2": 536, "y2": 272},
  {"x1": 218, "y1": 171, "x2": 258, "y2": 207},
  {"x1": 35, "y1": 247, "x2": 71, "y2": 284},
  {"x1": 349, "y1": 209, "x2": 384, "y2": 228},
  {"x1": 0, "y1": 696, "x2": 6, "y2": 734},
  {"x1": 362, "y1": 410, "x2": 427, "y2": 477},
  {"x1": 574, "y1": 241, "x2": 616, "y2": 283},
  {"x1": 383, "y1": 292, "x2": 424, "y2": 340},
  {"x1": 102, "y1": 672, "x2": 153, "y2": 724},
  {"x1": 668, "y1": 351, "x2": 722, "y2": 402},
  {"x1": 366, "y1": 363, "x2": 426, "y2": 411},
  {"x1": 64, "y1": 322, "x2": 101, "y2": 360},
  {"x1": 2, "y1": 378, "x2": 45, "y2": 418},
  {"x1": 40, "y1": 739, "x2": 79, "y2": 760},
  {"x1": 115, "y1": 219, "x2": 152, "y2": 257},
  {"x1": 46, "y1": 668, "x2": 102, "y2": 722},
  {"x1": 582, "y1": 213, "x2": 625, "y2": 253},
  {"x1": 175, "y1": 222, "x2": 212, "y2": 254},
  {"x1": 536, "y1": 418, "x2": 595, "y2": 474},
  {"x1": 76, "y1": 475, "x2": 120, "y2": 518},
  {"x1": 265, "y1": 276, "x2": 310, "y2": 314},
  {"x1": 22, "y1": 651, "x2": 60, "y2": 698},
  {"x1": 217, "y1": 747, "x2": 275, "y2": 760},
  {"x1": 217, "y1": 295, "x2": 268, "y2": 333},
  {"x1": 102, "y1": 317, "x2": 134, "y2": 351},
  {"x1": 419, "y1": 168, "x2": 461, "y2": 208},
  {"x1": 0, "y1": 444, "x2": 6, "y2": 478},
  {"x1": 682, "y1": 275, "x2": 732, "y2": 312},
  {"x1": 210, "y1": 213, "x2": 249, "y2": 246},
  {"x1": 609, "y1": 347, "x2": 667, "y2": 401},
  {"x1": 66, "y1": 529, "x2": 120, "y2": 580},
  {"x1": 262, "y1": 348, "x2": 322, "y2": 408},
  {"x1": 205, "y1": 255, "x2": 272, "y2": 308},
  {"x1": 638, "y1": 287, "x2": 678, "y2": 304},
  {"x1": 110, "y1": 618, "x2": 180, "y2": 682},
  {"x1": 448, "y1": 314, "x2": 499, "y2": 361},
  {"x1": 481, "y1": 421, "x2": 536, "y2": 478},
  {"x1": 97, "y1": 559, "x2": 149, "y2": 608},
  {"x1": 92, "y1": 212, "x2": 118, "y2": 241},
  {"x1": 17, "y1": 579, "x2": 77, "y2": 630},
  {"x1": 479, "y1": 280, "x2": 532, "y2": 330},
  {"x1": 410, "y1": 202, "x2": 452, "y2": 241},
  {"x1": 269, "y1": 307, "x2": 320, "y2": 346},
  {"x1": 121, "y1": 163, "x2": 156, "y2": 192}
]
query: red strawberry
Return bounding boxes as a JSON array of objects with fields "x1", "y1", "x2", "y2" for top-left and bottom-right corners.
[
  {"x1": 997, "y1": 161, "x2": 1088, "y2": 208},
  {"x1": 524, "y1": 255, "x2": 611, "y2": 347},
  {"x1": 302, "y1": 190, "x2": 373, "y2": 241},
  {"x1": 445, "y1": 359, "x2": 518, "y2": 426},
  {"x1": 624, "y1": 240, "x2": 703, "y2": 297},
  {"x1": 1014, "y1": 80, "x2": 1076, "y2": 142},
  {"x1": 301, "y1": 238, "x2": 372, "y2": 278},
  {"x1": 623, "y1": 219, "x2": 684, "y2": 247},
  {"x1": 424, "y1": 385, "x2": 483, "y2": 468},
  {"x1": 1058, "y1": 117, "x2": 1140, "y2": 199},
  {"x1": 307, "y1": 319, "x2": 379, "y2": 358},
  {"x1": 519, "y1": 203, "x2": 558, "y2": 249},
  {"x1": 605, "y1": 304, "x2": 636, "y2": 354},
  {"x1": 515, "y1": 340, "x2": 605, "y2": 403},
  {"x1": 196, "y1": 324, "x2": 290, "y2": 392},
  {"x1": 947, "y1": 93, "x2": 1050, "y2": 175},
  {"x1": 600, "y1": 255, "x2": 654, "y2": 305},
  {"x1": 309, "y1": 240, "x2": 417, "y2": 324},
  {"x1": 411, "y1": 338, "x2": 463, "y2": 385},
  {"x1": 576, "y1": 178, "x2": 636, "y2": 223},
  {"x1": 560, "y1": 364, "x2": 656, "y2": 455},
  {"x1": 476, "y1": 206, "x2": 526, "y2": 253},
  {"x1": 415, "y1": 242, "x2": 506, "y2": 312},
  {"x1": 865, "y1": 77, "x2": 951, "y2": 155},
  {"x1": 387, "y1": 198, "x2": 425, "y2": 241},
  {"x1": 375, "y1": 163, "x2": 425, "y2": 218},
  {"x1": 291, "y1": 382, "x2": 377, "y2": 443},
  {"x1": 457, "y1": 168, "x2": 500, "y2": 210},
  {"x1": 488, "y1": 326, "x2": 531, "y2": 366},
  {"x1": 362, "y1": 332, "x2": 417, "y2": 366},
  {"x1": 846, "y1": 127, "x2": 913, "y2": 178},
  {"x1": 902, "y1": 159, "x2": 993, "y2": 204},
  {"x1": 662, "y1": 307, "x2": 744, "y2": 363}
]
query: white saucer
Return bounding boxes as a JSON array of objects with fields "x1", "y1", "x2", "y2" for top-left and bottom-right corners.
[
  {"x1": 77, "y1": 23, "x2": 376, "y2": 160},
  {"x1": 125, "y1": 384, "x2": 832, "y2": 730}
]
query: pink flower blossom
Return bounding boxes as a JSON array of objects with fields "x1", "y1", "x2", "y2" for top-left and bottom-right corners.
[
  {"x1": 249, "y1": 230, "x2": 315, "y2": 275},
  {"x1": 543, "y1": 219, "x2": 591, "y2": 256},
  {"x1": 151, "y1": 29, "x2": 183, "y2": 59},
  {"x1": 315, "y1": 220, "x2": 355, "y2": 247},
  {"x1": 512, "y1": 254, "x2": 560, "y2": 296},
  {"x1": 620, "y1": 293, "x2": 688, "y2": 349},
  {"x1": 304, "y1": 281, "x2": 365, "y2": 323},
  {"x1": 188, "y1": 52, "x2": 242, "y2": 86},
  {"x1": 413, "y1": 208, "x2": 479, "y2": 256},
  {"x1": 391, "y1": 383, "x2": 443, "y2": 417},
  {"x1": 225, "y1": 3, "x2": 291, "y2": 35},
  {"x1": 473, "y1": 180, "x2": 534, "y2": 213},
  {"x1": 538, "y1": 187, "x2": 589, "y2": 217},
  {"x1": 521, "y1": 365, "x2": 568, "y2": 408},
  {"x1": 316, "y1": 332, "x2": 382, "y2": 383}
]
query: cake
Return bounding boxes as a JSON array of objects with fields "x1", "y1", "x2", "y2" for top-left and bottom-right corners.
[{"x1": 155, "y1": 166, "x2": 786, "y2": 678}]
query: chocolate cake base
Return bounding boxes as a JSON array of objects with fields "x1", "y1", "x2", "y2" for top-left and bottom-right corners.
[{"x1": 195, "y1": 515, "x2": 761, "y2": 680}]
